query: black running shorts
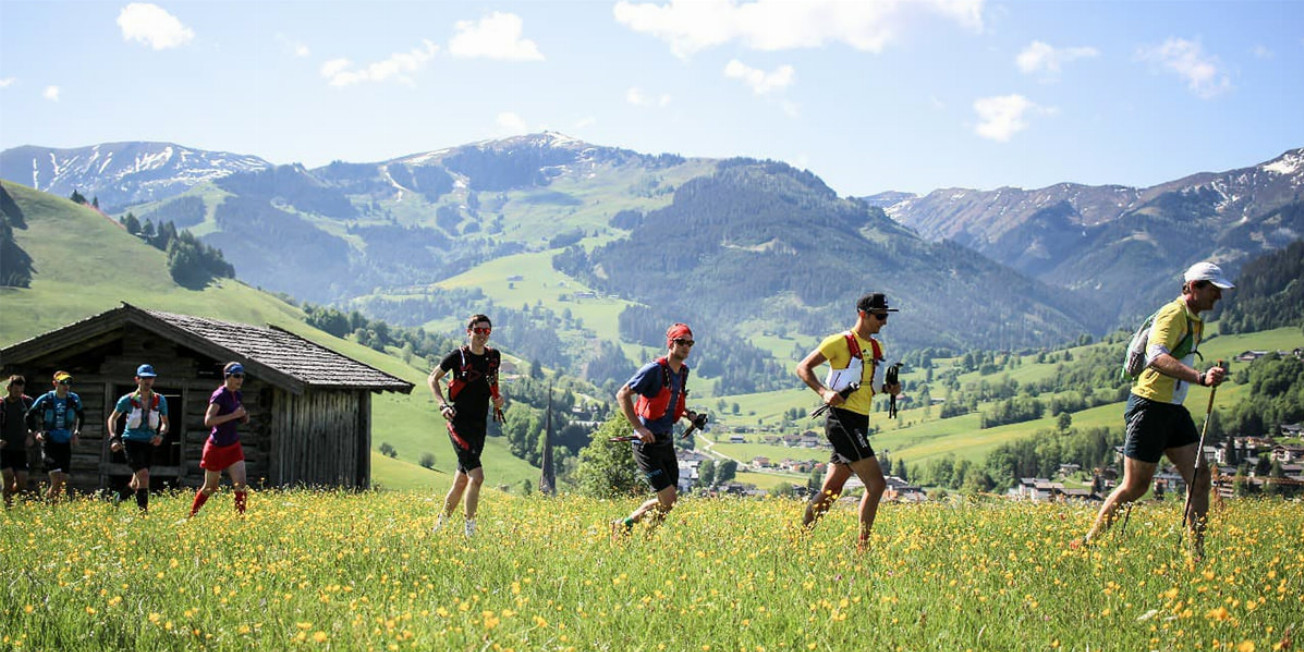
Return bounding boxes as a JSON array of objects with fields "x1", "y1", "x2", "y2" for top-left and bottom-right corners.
[
  {"x1": 122, "y1": 440, "x2": 156, "y2": 472},
  {"x1": 632, "y1": 438, "x2": 678, "y2": 493},
  {"x1": 825, "y1": 408, "x2": 875, "y2": 463},
  {"x1": 1123, "y1": 394, "x2": 1198, "y2": 464},
  {"x1": 42, "y1": 441, "x2": 71, "y2": 474}
]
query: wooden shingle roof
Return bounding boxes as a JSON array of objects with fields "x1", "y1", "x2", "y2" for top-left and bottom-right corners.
[{"x1": 1, "y1": 303, "x2": 413, "y2": 395}]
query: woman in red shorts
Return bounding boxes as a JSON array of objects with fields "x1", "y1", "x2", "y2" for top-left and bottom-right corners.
[{"x1": 189, "y1": 362, "x2": 250, "y2": 517}]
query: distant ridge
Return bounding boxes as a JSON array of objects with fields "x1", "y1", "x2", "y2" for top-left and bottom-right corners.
[
  {"x1": 0, "y1": 142, "x2": 270, "y2": 211},
  {"x1": 876, "y1": 147, "x2": 1304, "y2": 322}
]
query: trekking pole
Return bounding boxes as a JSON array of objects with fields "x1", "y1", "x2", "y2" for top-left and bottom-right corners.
[
  {"x1": 1118, "y1": 502, "x2": 1133, "y2": 536},
  {"x1": 810, "y1": 383, "x2": 860, "y2": 418},
  {"x1": 681, "y1": 412, "x2": 708, "y2": 440},
  {"x1": 1179, "y1": 359, "x2": 1226, "y2": 548}
]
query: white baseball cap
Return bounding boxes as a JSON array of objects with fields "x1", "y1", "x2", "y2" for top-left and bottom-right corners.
[{"x1": 1183, "y1": 262, "x2": 1234, "y2": 289}]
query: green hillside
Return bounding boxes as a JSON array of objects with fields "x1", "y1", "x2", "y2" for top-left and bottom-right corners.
[{"x1": 0, "y1": 180, "x2": 539, "y2": 492}]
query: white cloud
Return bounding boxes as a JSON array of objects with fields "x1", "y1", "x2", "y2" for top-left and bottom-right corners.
[
  {"x1": 723, "y1": 59, "x2": 795, "y2": 95},
  {"x1": 626, "y1": 87, "x2": 672, "y2": 107},
  {"x1": 449, "y1": 12, "x2": 543, "y2": 61},
  {"x1": 496, "y1": 112, "x2": 528, "y2": 134},
  {"x1": 613, "y1": 0, "x2": 984, "y2": 59},
  {"x1": 1015, "y1": 40, "x2": 1099, "y2": 77},
  {"x1": 117, "y1": 3, "x2": 194, "y2": 50},
  {"x1": 972, "y1": 94, "x2": 1054, "y2": 142},
  {"x1": 44, "y1": 85, "x2": 60, "y2": 102},
  {"x1": 0, "y1": 77, "x2": 15, "y2": 89},
  {"x1": 276, "y1": 33, "x2": 311, "y2": 58},
  {"x1": 321, "y1": 40, "x2": 439, "y2": 87},
  {"x1": 1137, "y1": 37, "x2": 1230, "y2": 99},
  {"x1": 1252, "y1": 45, "x2": 1272, "y2": 59}
]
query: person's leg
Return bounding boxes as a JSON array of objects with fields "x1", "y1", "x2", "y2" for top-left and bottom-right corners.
[
  {"x1": 1165, "y1": 443, "x2": 1209, "y2": 554},
  {"x1": 133, "y1": 468, "x2": 151, "y2": 512},
  {"x1": 443, "y1": 470, "x2": 469, "y2": 516},
  {"x1": 847, "y1": 457, "x2": 887, "y2": 542},
  {"x1": 47, "y1": 471, "x2": 65, "y2": 502},
  {"x1": 627, "y1": 485, "x2": 678, "y2": 529},
  {"x1": 190, "y1": 469, "x2": 222, "y2": 516},
  {"x1": 229, "y1": 461, "x2": 248, "y2": 514},
  {"x1": 2, "y1": 468, "x2": 15, "y2": 507},
  {"x1": 804, "y1": 463, "x2": 852, "y2": 527},
  {"x1": 463, "y1": 467, "x2": 485, "y2": 520},
  {"x1": 1084, "y1": 457, "x2": 1158, "y2": 543}
]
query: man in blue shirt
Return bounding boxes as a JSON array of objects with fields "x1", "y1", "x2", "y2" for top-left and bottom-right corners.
[
  {"x1": 107, "y1": 364, "x2": 170, "y2": 513},
  {"x1": 611, "y1": 323, "x2": 703, "y2": 537},
  {"x1": 27, "y1": 371, "x2": 84, "y2": 502}
]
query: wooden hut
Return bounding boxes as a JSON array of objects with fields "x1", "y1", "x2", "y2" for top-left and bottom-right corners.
[{"x1": 0, "y1": 303, "x2": 413, "y2": 491}]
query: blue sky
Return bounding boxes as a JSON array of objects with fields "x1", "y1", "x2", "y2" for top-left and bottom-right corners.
[{"x1": 1, "y1": 0, "x2": 1301, "y2": 195}]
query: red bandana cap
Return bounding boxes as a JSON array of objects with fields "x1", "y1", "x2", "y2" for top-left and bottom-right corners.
[{"x1": 666, "y1": 323, "x2": 693, "y2": 348}]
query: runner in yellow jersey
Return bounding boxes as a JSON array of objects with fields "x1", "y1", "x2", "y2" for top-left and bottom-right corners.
[{"x1": 796, "y1": 292, "x2": 901, "y2": 548}]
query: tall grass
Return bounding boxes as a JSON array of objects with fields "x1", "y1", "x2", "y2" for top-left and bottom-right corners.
[{"x1": 2, "y1": 491, "x2": 1299, "y2": 650}]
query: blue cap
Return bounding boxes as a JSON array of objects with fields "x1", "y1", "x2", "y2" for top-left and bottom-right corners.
[
  {"x1": 136, "y1": 364, "x2": 157, "y2": 378},
  {"x1": 225, "y1": 363, "x2": 245, "y2": 376}
]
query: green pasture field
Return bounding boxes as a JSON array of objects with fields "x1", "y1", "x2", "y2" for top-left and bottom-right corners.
[
  {"x1": 733, "y1": 470, "x2": 803, "y2": 490},
  {"x1": 426, "y1": 250, "x2": 634, "y2": 339},
  {"x1": 2, "y1": 491, "x2": 1299, "y2": 650}
]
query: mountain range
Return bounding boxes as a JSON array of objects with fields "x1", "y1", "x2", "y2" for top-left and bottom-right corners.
[
  {"x1": 4, "y1": 135, "x2": 1300, "y2": 363},
  {"x1": 872, "y1": 148, "x2": 1304, "y2": 321}
]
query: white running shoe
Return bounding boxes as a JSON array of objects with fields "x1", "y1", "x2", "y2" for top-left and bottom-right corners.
[{"x1": 432, "y1": 513, "x2": 446, "y2": 533}]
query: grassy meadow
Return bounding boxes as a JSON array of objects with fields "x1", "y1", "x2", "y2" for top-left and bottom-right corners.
[{"x1": 1, "y1": 491, "x2": 1300, "y2": 651}]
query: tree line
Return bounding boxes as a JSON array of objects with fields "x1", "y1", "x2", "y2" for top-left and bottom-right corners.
[
  {"x1": 1218, "y1": 237, "x2": 1304, "y2": 336},
  {"x1": 118, "y1": 211, "x2": 234, "y2": 288}
]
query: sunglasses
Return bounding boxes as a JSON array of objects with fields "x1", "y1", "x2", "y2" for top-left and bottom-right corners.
[
  {"x1": 58, "y1": 380, "x2": 72, "y2": 386},
  {"x1": 228, "y1": 374, "x2": 245, "y2": 379},
  {"x1": 470, "y1": 327, "x2": 492, "y2": 335},
  {"x1": 673, "y1": 339, "x2": 695, "y2": 347}
]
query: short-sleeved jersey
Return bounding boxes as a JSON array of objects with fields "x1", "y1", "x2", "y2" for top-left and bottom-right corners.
[
  {"x1": 626, "y1": 360, "x2": 686, "y2": 436},
  {"x1": 29, "y1": 392, "x2": 83, "y2": 443},
  {"x1": 114, "y1": 392, "x2": 169, "y2": 442},
  {"x1": 1132, "y1": 297, "x2": 1204, "y2": 405},
  {"x1": 208, "y1": 386, "x2": 243, "y2": 447},
  {"x1": 816, "y1": 332, "x2": 884, "y2": 416},
  {"x1": 2, "y1": 395, "x2": 33, "y2": 450},
  {"x1": 440, "y1": 348, "x2": 495, "y2": 427}
]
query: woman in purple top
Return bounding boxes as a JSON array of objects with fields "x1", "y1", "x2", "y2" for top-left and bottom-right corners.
[{"x1": 190, "y1": 362, "x2": 250, "y2": 517}]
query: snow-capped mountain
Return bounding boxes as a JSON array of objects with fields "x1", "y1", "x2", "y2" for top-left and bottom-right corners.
[{"x1": 0, "y1": 142, "x2": 270, "y2": 210}]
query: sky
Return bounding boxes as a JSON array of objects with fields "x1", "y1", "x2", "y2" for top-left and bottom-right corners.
[{"x1": 1, "y1": 0, "x2": 1302, "y2": 196}]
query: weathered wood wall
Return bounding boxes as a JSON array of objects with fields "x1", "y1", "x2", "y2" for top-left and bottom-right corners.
[{"x1": 270, "y1": 388, "x2": 370, "y2": 488}]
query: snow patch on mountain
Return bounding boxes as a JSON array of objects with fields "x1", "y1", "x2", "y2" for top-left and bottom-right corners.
[{"x1": 1262, "y1": 151, "x2": 1302, "y2": 177}]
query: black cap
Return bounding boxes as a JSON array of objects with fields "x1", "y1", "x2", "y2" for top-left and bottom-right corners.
[{"x1": 857, "y1": 292, "x2": 898, "y2": 313}]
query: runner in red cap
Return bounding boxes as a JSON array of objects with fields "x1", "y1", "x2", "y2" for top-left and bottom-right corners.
[{"x1": 612, "y1": 322, "x2": 704, "y2": 537}]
